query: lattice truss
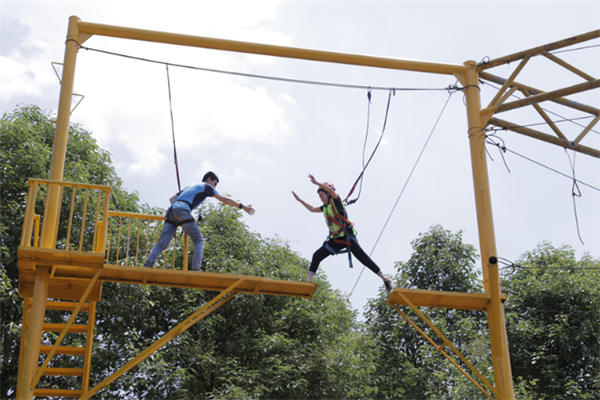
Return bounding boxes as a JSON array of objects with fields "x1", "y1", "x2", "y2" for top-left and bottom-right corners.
[{"x1": 477, "y1": 30, "x2": 599, "y2": 159}]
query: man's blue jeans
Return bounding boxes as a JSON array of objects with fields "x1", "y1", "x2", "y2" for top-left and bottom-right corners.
[{"x1": 145, "y1": 208, "x2": 205, "y2": 270}]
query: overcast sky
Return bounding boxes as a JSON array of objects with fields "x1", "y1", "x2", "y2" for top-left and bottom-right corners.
[{"x1": 2, "y1": 1, "x2": 599, "y2": 318}]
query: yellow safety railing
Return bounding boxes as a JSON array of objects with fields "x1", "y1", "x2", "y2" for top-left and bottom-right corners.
[
  {"x1": 20, "y1": 179, "x2": 111, "y2": 253},
  {"x1": 105, "y1": 211, "x2": 190, "y2": 271}
]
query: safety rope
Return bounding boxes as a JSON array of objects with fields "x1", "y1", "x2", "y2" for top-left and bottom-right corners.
[
  {"x1": 349, "y1": 85, "x2": 458, "y2": 297},
  {"x1": 344, "y1": 88, "x2": 394, "y2": 205},
  {"x1": 166, "y1": 64, "x2": 182, "y2": 192}
]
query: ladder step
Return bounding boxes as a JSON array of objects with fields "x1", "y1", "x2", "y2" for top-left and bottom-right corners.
[
  {"x1": 40, "y1": 345, "x2": 85, "y2": 356},
  {"x1": 37, "y1": 367, "x2": 84, "y2": 376},
  {"x1": 33, "y1": 388, "x2": 82, "y2": 398},
  {"x1": 43, "y1": 323, "x2": 88, "y2": 333},
  {"x1": 45, "y1": 300, "x2": 91, "y2": 312}
]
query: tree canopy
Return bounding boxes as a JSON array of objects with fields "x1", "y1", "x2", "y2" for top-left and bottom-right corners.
[{"x1": 1, "y1": 105, "x2": 598, "y2": 399}]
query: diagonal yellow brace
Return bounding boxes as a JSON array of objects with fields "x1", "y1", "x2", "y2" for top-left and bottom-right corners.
[
  {"x1": 542, "y1": 51, "x2": 596, "y2": 82},
  {"x1": 487, "y1": 56, "x2": 530, "y2": 108},
  {"x1": 391, "y1": 305, "x2": 494, "y2": 400},
  {"x1": 520, "y1": 87, "x2": 566, "y2": 140},
  {"x1": 574, "y1": 115, "x2": 600, "y2": 144},
  {"x1": 30, "y1": 269, "x2": 102, "y2": 389},
  {"x1": 79, "y1": 278, "x2": 244, "y2": 400},
  {"x1": 392, "y1": 291, "x2": 501, "y2": 399}
]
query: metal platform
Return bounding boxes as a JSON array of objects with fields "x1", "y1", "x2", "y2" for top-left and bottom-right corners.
[
  {"x1": 386, "y1": 287, "x2": 506, "y2": 311},
  {"x1": 18, "y1": 247, "x2": 317, "y2": 302}
]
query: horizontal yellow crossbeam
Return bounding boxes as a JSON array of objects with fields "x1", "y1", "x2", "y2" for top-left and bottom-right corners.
[
  {"x1": 488, "y1": 117, "x2": 600, "y2": 158},
  {"x1": 75, "y1": 19, "x2": 466, "y2": 76}
]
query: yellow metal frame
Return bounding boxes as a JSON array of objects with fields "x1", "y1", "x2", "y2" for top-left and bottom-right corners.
[
  {"x1": 16, "y1": 16, "x2": 600, "y2": 400},
  {"x1": 80, "y1": 279, "x2": 244, "y2": 399}
]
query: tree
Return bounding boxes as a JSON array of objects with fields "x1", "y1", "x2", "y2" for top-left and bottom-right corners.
[
  {"x1": 91, "y1": 202, "x2": 378, "y2": 399},
  {"x1": 0, "y1": 105, "x2": 140, "y2": 398},
  {"x1": 364, "y1": 225, "x2": 492, "y2": 399},
  {"x1": 503, "y1": 241, "x2": 600, "y2": 399},
  {"x1": 1, "y1": 105, "x2": 377, "y2": 399}
]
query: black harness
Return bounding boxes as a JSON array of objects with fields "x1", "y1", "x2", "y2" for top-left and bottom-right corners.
[{"x1": 164, "y1": 200, "x2": 195, "y2": 226}]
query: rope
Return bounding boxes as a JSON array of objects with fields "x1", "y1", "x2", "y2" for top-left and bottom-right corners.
[
  {"x1": 349, "y1": 86, "x2": 457, "y2": 297},
  {"x1": 566, "y1": 150, "x2": 585, "y2": 244},
  {"x1": 77, "y1": 43, "x2": 454, "y2": 93},
  {"x1": 484, "y1": 134, "x2": 599, "y2": 192},
  {"x1": 344, "y1": 88, "x2": 394, "y2": 205},
  {"x1": 166, "y1": 64, "x2": 182, "y2": 193}
]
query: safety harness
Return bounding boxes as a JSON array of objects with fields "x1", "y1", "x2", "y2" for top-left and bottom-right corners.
[
  {"x1": 323, "y1": 198, "x2": 358, "y2": 268},
  {"x1": 164, "y1": 200, "x2": 195, "y2": 226}
]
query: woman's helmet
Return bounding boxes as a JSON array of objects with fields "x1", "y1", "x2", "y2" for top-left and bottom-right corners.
[{"x1": 317, "y1": 182, "x2": 336, "y2": 196}]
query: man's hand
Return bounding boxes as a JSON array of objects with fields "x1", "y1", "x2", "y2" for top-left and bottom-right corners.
[{"x1": 242, "y1": 204, "x2": 256, "y2": 215}]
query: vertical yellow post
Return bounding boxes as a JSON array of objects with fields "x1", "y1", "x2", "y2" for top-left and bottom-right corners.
[
  {"x1": 16, "y1": 267, "x2": 50, "y2": 399},
  {"x1": 463, "y1": 61, "x2": 514, "y2": 399},
  {"x1": 17, "y1": 16, "x2": 82, "y2": 400}
]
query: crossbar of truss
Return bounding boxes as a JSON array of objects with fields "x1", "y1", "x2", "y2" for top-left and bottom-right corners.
[
  {"x1": 482, "y1": 79, "x2": 600, "y2": 116},
  {"x1": 479, "y1": 71, "x2": 600, "y2": 116},
  {"x1": 479, "y1": 29, "x2": 600, "y2": 70},
  {"x1": 488, "y1": 117, "x2": 600, "y2": 158}
]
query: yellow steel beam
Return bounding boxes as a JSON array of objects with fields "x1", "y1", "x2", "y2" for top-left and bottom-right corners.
[
  {"x1": 487, "y1": 56, "x2": 530, "y2": 108},
  {"x1": 479, "y1": 71, "x2": 600, "y2": 116},
  {"x1": 488, "y1": 117, "x2": 600, "y2": 158},
  {"x1": 74, "y1": 19, "x2": 466, "y2": 77},
  {"x1": 520, "y1": 87, "x2": 567, "y2": 140},
  {"x1": 481, "y1": 79, "x2": 600, "y2": 116},
  {"x1": 391, "y1": 304, "x2": 497, "y2": 400},
  {"x1": 463, "y1": 61, "x2": 514, "y2": 399},
  {"x1": 541, "y1": 51, "x2": 596, "y2": 82},
  {"x1": 81, "y1": 301, "x2": 97, "y2": 393},
  {"x1": 80, "y1": 279, "x2": 244, "y2": 399},
  {"x1": 16, "y1": 298, "x2": 31, "y2": 397},
  {"x1": 574, "y1": 115, "x2": 600, "y2": 144},
  {"x1": 386, "y1": 287, "x2": 507, "y2": 311},
  {"x1": 30, "y1": 269, "x2": 101, "y2": 389},
  {"x1": 479, "y1": 29, "x2": 600, "y2": 70},
  {"x1": 16, "y1": 266, "x2": 50, "y2": 400}
]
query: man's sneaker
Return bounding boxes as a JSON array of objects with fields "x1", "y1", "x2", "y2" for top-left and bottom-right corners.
[
  {"x1": 143, "y1": 261, "x2": 154, "y2": 268},
  {"x1": 384, "y1": 279, "x2": 394, "y2": 294},
  {"x1": 191, "y1": 267, "x2": 203, "y2": 272}
]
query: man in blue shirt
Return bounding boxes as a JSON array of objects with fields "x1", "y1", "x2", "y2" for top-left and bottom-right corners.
[{"x1": 144, "y1": 171, "x2": 255, "y2": 271}]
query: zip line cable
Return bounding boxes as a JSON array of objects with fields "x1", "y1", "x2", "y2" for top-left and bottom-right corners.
[
  {"x1": 166, "y1": 64, "x2": 182, "y2": 192},
  {"x1": 349, "y1": 85, "x2": 459, "y2": 297},
  {"x1": 77, "y1": 43, "x2": 456, "y2": 93},
  {"x1": 345, "y1": 88, "x2": 395, "y2": 205}
]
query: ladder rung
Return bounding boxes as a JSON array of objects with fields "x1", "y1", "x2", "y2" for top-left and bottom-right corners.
[
  {"x1": 37, "y1": 367, "x2": 84, "y2": 376},
  {"x1": 40, "y1": 345, "x2": 85, "y2": 356},
  {"x1": 45, "y1": 300, "x2": 91, "y2": 312},
  {"x1": 33, "y1": 388, "x2": 82, "y2": 397},
  {"x1": 43, "y1": 323, "x2": 88, "y2": 333}
]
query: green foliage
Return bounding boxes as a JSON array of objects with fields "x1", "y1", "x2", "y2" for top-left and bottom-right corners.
[
  {"x1": 364, "y1": 225, "x2": 491, "y2": 399},
  {"x1": 91, "y1": 201, "x2": 378, "y2": 399},
  {"x1": 4, "y1": 105, "x2": 598, "y2": 399},
  {"x1": 504, "y1": 241, "x2": 600, "y2": 399},
  {"x1": 0, "y1": 105, "x2": 140, "y2": 398}
]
